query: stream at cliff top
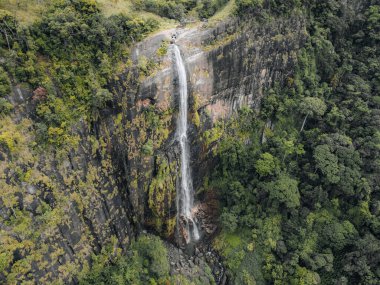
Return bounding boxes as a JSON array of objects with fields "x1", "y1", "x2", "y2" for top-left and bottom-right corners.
[{"x1": 173, "y1": 44, "x2": 200, "y2": 244}]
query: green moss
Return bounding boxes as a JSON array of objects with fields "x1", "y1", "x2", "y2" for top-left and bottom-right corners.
[
  {"x1": 141, "y1": 139, "x2": 154, "y2": 156},
  {"x1": 201, "y1": 122, "x2": 224, "y2": 148},
  {"x1": 213, "y1": 232, "x2": 247, "y2": 272},
  {"x1": 0, "y1": 66, "x2": 11, "y2": 97},
  {"x1": 138, "y1": 56, "x2": 158, "y2": 79},
  {"x1": 191, "y1": 93, "x2": 201, "y2": 127},
  {"x1": 148, "y1": 156, "x2": 176, "y2": 236},
  {"x1": 0, "y1": 131, "x2": 19, "y2": 153},
  {"x1": 192, "y1": 110, "x2": 200, "y2": 127},
  {"x1": 156, "y1": 40, "x2": 169, "y2": 57},
  {"x1": 203, "y1": 32, "x2": 238, "y2": 51}
]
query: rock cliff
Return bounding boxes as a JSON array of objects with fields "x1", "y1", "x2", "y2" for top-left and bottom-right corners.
[
  {"x1": 119, "y1": 15, "x2": 307, "y2": 242},
  {"x1": 0, "y1": 15, "x2": 306, "y2": 283}
]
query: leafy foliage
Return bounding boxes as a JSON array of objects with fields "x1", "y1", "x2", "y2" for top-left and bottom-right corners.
[
  {"x1": 134, "y1": 0, "x2": 229, "y2": 20},
  {"x1": 0, "y1": 0, "x2": 157, "y2": 149},
  {"x1": 0, "y1": 67, "x2": 11, "y2": 97},
  {"x1": 79, "y1": 235, "x2": 170, "y2": 285}
]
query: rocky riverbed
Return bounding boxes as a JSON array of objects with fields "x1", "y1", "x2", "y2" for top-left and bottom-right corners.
[{"x1": 166, "y1": 241, "x2": 227, "y2": 285}]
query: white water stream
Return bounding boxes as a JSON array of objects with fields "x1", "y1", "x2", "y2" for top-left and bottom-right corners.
[{"x1": 173, "y1": 45, "x2": 200, "y2": 243}]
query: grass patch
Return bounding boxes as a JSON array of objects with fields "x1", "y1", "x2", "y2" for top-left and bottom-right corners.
[
  {"x1": 96, "y1": 0, "x2": 134, "y2": 16},
  {"x1": 203, "y1": 31, "x2": 239, "y2": 51},
  {"x1": 0, "y1": 0, "x2": 177, "y2": 30},
  {"x1": 96, "y1": 0, "x2": 177, "y2": 31},
  {"x1": 0, "y1": 0, "x2": 233, "y2": 31},
  {"x1": 214, "y1": 230, "x2": 251, "y2": 256},
  {"x1": 0, "y1": 0, "x2": 47, "y2": 26},
  {"x1": 207, "y1": 0, "x2": 236, "y2": 25}
]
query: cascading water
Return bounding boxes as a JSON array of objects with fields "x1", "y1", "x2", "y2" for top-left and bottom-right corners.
[{"x1": 173, "y1": 44, "x2": 200, "y2": 244}]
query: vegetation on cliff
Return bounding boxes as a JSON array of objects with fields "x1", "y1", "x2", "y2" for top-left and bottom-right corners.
[
  {"x1": 135, "y1": 0, "x2": 230, "y2": 20},
  {"x1": 0, "y1": 0, "x2": 159, "y2": 283},
  {"x1": 79, "y1": 235, "x2": 170, "y2": 285}
]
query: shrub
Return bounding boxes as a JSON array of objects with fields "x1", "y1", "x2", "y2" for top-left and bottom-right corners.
[
  {"x1": 0, "y1": 67, "x2": 11, "y2": 97},
  {"x1": 196, "y1": 0, "x2": 229, "y2": 19},
  {"x1": 80, "y1": 235, "x2": 170, "y2": 284},
  {"x1": 220, "y1": 211, "x2": 238, "y2": 232},
  {"x1": 0, "y1": 98, "x2": 13, "y2": 116},
  {"x1": 135, "y1": 0, "x2": 226, "y2": 20},
  {"x1": 0, "y1": 9, "x2": 17, "y2": 49}
]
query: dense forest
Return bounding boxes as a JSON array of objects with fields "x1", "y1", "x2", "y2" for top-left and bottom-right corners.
[
  {"x1": 210, "y1": 1, "x2": 380, "y2": 284},
  {"x1": 0, "y1": 0, "x2": 379, "y2": 284}
]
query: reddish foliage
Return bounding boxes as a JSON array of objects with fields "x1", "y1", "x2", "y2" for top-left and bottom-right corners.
[
  {"x1": 136, "y1": 98, "x2": 152, "y2": 109},
  {"x1": 32, "y1": 87, "x2": 48, "y2": 101}
]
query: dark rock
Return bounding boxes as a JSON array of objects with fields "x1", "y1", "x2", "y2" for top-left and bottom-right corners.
[
  {"x1": 199, "y1": 276, "x2": 210, "y2": 284},
  {"x1": 195, "y1": 256, "x2": 201, "y2": 265},
  {"x1": 26, "y1": 184, "x2": 37, "y2": 195},
  {"x1": 221, "y1": 274, "x2": 227, "y2": 285},
  {"x1": 180, "y1": 260, "x2": 185, "y2": 268},
  {"x1": 26, "y1": 199, "x2": 40, "y2": 214}
]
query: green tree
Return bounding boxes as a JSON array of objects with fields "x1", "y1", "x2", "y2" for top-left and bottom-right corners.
[
  {"x1": 255, "y1": 152, "x2": 279, "y2": 177},
  {"x1": 80, "y1": 235, "x2": 170, "y2": 284},
  {"x1": 299, "y1": 97, "x2": 327, "y2": 132},
  {"x1": 0, "y1": 98, "x2": 13, "y2": 116},
  {"x1": 320, "y1": 220, "x2": 358, "y2": 250},
  {"x1": 0, "y1": 9, "x2": 17, "y2": 50},
  {"x1": 132, "y1": 235, "x2": 169, "y2": 279},
  {"x1": 313, "y1": 144, "x2": 340, "y2": 184},
  {"x1": 220, "y1": 211, "x2": 238, "y2": 233},
  {"x1": 264, "y1": 173, "x2": 300, "y2": 209}
]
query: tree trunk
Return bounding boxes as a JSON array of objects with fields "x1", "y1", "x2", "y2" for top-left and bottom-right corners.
[
  {"x1": 300, "y1": 113, "x2": 309, "y2": 133},
  {"x1": 2, "y1": 30, "x2": 11, "y2": 51}
]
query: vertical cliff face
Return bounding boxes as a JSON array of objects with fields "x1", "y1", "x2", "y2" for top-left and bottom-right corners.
[
  {"x1": 178, "y1": 17, "x2": 306, "y2": 119},
  {"x1": 113, "y1": 15, "x2": 307, "y2": 244},
  {"x1": 0, "y1": 90, "x2": 134, "y2": 283},
  {"x1": 0, "y1": 15, "x2": 306, "y2": 283}
]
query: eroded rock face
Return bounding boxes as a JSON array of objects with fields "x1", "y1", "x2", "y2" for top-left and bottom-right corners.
[
  {"x1": 118, "y1": 16, "x2": 306, "y2": 244},
  {"x1": 178, "y1": 16, "x2": 306, "y2": 121},
  {"x1": 0, "y1": 106, "x2": 134, "y2": 283}
]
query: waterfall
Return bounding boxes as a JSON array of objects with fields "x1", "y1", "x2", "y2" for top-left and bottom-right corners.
[{"x1": 173, "y1": 44, "x2": 200, "y2": 243}]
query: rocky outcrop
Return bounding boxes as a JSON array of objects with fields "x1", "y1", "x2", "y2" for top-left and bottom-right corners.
[
  {"x1": 179, "y1": 16, "x2": 306, "y2": 120},
  {"x1": 166, "y1": 240, "x2": 227, "y2": 284}
]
